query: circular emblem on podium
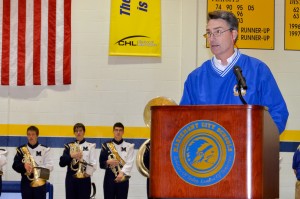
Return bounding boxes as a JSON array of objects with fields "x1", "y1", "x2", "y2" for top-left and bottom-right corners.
[{"x1": 170, "y1": 120, "x2": 235, "y2": 186}]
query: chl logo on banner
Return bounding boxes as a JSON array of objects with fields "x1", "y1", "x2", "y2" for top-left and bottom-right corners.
[{"x1": 170, "y1": 120, "x2": 235, "y2": 187}]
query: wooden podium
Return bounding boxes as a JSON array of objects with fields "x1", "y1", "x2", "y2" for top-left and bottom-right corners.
[{"x1": 150, "y1": 105, "x2": 279, "y2": 199}]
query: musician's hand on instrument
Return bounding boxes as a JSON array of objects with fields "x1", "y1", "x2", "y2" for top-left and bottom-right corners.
[
  {"x1": 115, "y1": 171, "x2": 124, "y2": 183},
  {"x1": 107, "y1": 159, "x2": 119, "y2": 167},
  {"x1": 77, "y1": 152, "x2": 83, "y2": 160},
  {"x1": 24, "y1": 162, "x2": 33, "y2": 173},
  {"x1": 70, "y1": 152, "x2": 76, "y2": 158},
  {"x1": 71, "y1": 152, "x2": 82, "y2": 160}
]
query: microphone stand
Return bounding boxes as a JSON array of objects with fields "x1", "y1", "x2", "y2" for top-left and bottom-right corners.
[{"x1": 237, "y1": 83, "x2": 247, "y2": 105}]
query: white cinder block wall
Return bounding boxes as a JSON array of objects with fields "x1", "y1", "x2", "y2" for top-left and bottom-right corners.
[{"x1": 0, "y1": 0, "x2": 299, "y2": 199}]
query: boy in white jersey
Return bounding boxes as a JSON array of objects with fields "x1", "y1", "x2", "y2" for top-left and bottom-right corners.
[
  {"x1": 99, "y1": 122, "x2": 134, "y2": 199},
  {"x1": 59, "y1": 123, "x2": 97, "y2": 199},
  {"x1": 12, "y1": 126, "x2": 53, "y2": 199}
]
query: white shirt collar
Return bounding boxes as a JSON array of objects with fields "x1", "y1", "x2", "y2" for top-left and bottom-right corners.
[{"x1": 213, "y1": 48, "x2": 237, "y2": 71}]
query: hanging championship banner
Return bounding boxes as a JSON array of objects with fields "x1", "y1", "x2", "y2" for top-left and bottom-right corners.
[
  {"x1": 285, "y1": 0, "x2": 300, "y2": 50},
  {"x1": 109, "y1": 0, "x2": 161, "y2": 57},
  {"x1": 207, "y1": 0, "x2": 275, "y2": 50}
]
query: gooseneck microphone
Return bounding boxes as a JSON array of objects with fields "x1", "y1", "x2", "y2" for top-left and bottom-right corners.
[
  {"x1": 233, "y1": 66, "x2": 247, "y2": 105},
  {"x1": 233, "y1": 66, "x2": 247, "y2": 90}
]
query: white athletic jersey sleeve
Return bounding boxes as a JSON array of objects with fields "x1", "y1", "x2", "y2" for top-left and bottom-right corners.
[
  {"x1": 0, "y1": 149, "x2": 7, "y2": 170},
  {"x1": 81, "y1": 142, "x2": 97, "y2": 176}
]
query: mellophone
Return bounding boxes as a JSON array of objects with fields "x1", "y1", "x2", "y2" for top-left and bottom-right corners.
[
  {"x1": 69, "y1": 142, "x2": 90, "y2": 178},
  {"x1": 20, "y1": 146, "x2": 50, "y2": 187}
]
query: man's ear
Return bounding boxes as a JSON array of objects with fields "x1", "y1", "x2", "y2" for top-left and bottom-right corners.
[{"x1": 232, "y1": 29, "x2": 238, "y2": 42}]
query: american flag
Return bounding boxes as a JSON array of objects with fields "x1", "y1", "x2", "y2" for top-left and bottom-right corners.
[{"x1": 0, "y1": 0, "x2": 71, "y2": 86}]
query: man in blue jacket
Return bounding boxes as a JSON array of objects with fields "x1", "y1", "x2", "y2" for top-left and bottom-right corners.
[{"x1": 180, "y1": 10, "x2": 289, "y2": 134}]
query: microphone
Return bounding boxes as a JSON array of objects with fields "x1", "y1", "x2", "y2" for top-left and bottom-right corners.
[{"x1": 233, "y1": 66, "x2": 247, "y2": 90}]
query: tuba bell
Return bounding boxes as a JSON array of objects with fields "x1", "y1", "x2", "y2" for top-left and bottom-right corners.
[
  {"x1": 136, "y1": 139, "x2": 150, "y2": 178},
  {"x1": 70, "y1": 142, "x2": 86, "y2": 178},
  {"x1": 21, "y1": 146, "x2": 49, "y2": 187},
  {"x1": 136, "y1": 97, "x2": 177, "y2": 178}
]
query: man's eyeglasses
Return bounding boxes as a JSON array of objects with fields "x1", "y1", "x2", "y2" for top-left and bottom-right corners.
[{"x1": 203, "y1": 28, "x2": 233, "y2": 39}]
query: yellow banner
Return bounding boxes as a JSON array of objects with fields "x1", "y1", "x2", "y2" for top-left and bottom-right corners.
[
  {"x1": 207, "y1": 0, "x2": 275, "y2": 50},
  {"x1": 109, "y1": 0, "x2": 161, "y2": 57},
  {"x1": 285, "y1": 0, "x2": 300, "y2": 50}
]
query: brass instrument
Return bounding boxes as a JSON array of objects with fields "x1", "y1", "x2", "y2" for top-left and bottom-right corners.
[
  {"x1": 70, "y1": 142, "x2": 86, "y2": 178},
  {"x1": 21, "y1": 146, "x2": 49, "y2": 187},
  {"x1": 136, "y1": 139, "x2": 150, "y2": 178},
  {"x1": 108, "y1": 153, "x2": 130, "y2": 182},
  {"x1": 136, "y1": 96, "x2": 177, "y2": 178}
]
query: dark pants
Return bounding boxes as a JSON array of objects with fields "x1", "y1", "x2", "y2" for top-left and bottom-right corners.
[
  {"x1": 103, "y1": 171, "x2": 129, "y2": 199},
  {"x1": 21, "y1": 180, "x2": 46, "y2": 199},
  {"x1": 147, "y1": 178, "x2": 149, "y2": 199},
  {"x1": 65, "y1": 174, "x2": 91, "y2": 199}
]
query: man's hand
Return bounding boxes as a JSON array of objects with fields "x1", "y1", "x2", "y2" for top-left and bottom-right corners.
[
  {"x1": 115, "y1": 171, "x2": 124, "y2": 183},
  {"x1": 24, "y1": 162, "x2": 33, "y2": 174},
  {"x1": 70, "y1": 151, "x2": 82, "y2": 160},
  {"x1": 107, "y1": 159, "x2": 119, "y2": 167}
]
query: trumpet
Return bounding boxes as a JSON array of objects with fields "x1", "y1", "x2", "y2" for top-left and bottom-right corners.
[
  {"x1": 21, "y1": 146, "x2": 49, "y2": 187},
  {"x1": 108, "y1": 154, "x2": 130, "y2": 182},
  {"x1": 70, "y1": 142, "x2": 86, "y2": 178}
]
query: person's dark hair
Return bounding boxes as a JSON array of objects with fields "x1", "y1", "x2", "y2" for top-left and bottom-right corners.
[
  {"x1": 73, "y1": 123, "x2": 85, "y2": 132},
  {"x1": 208, "y1": 10, "x2": 239, "y2": 43},
  {"x1": 113, "y1": 122, "x2": 124, "y2": 130},
  {"x1": 208, "y1": 10, "x2": 238, "y2": 30},
  {"x1": 27, "y1": 126, "x2": 39, "y2": 136}
]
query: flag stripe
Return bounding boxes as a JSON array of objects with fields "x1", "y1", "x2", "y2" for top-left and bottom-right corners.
[
  {"x1": 55, "y1": 0, "x2": 64, "y2": 85},
  {"x1": 40, "y1": 0, "x2": 49, "y2": 86},
  {"x1": 25, "y1": 0, "x2": 34, "y2": 86},
  {"x1": 10, "y1": 0, "x2": 19, "y2": 86},
  {"x1": 33, "y1": 0, "x2": 41, "y2": 85},
  {"x1": 0, "y1": 0, "x2": 71, "y2": 86},
  {"x1": 0, "y1": 0, "x2": 2, "y2": 84},
  {"x1": 17, "y1": 0, "x2": 26, "y2": 86},
  {"x1": 1, "y1": 0, "x2": 10, "y2": 85},
  {"x1": 63, "y1": 0, "x2": 71, "y2": 84},
  {"x1": 48, "y1": 0, "x2": 56, "y2": 85}
]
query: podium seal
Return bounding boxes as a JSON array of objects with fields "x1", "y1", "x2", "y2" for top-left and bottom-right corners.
[{"x1": 170, "y1": 120, "x2": 235, "y2": 186}]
